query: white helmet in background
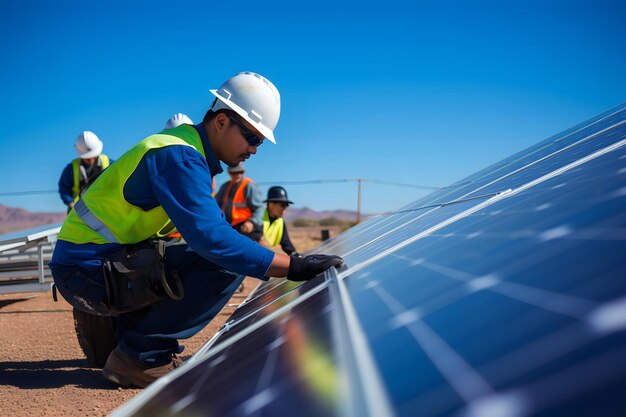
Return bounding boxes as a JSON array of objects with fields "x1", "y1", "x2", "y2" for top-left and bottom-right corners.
[
  {"x1": 165, "y1": 113, "x2": 193, "y2": 129},
  {"x1": 210, "y1": 71, "x2": 281, "y2": 144},
  {"x1": 75, "y1": 131, "x2": 103, "y2": 159}
]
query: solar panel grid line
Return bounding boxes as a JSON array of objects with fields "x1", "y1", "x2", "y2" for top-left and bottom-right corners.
[
  {"x1": 340, "y1": 206, "x2": 443, "y2": 258},
  {"x1": 186, "y1": 324, "x2": 227, "y2": 364},
  {"x1": 366, "y1": 191, "x2": 505, "y2": 223},
  {"x1": 327, "y1": 267, "x2": 396, "y2": 417},
  {"x1": 214, "y1": 281, "x2": 320, "y2": 339},
  {"x1": 414, "y1": 260, "x2": 599, "y2": 320},
  {"x1": 487, "y1": 280, "x2": 597, "y2": 320},
  {"x1": 398, "y1": 107, "x2": 626, "y2": 211},
  {"x1": 339, "y1": 189, "x2": 514, "y2": 278},
  {"x1": 357, "y1": 269, "x2": 477, "y2": 338},
  {"x1": 448, "y1": 118, "x2": 626, "y2": 205},
  {"x1": 551, "y1": 105, "x2": 626, "y2": 145},
  {"x1": 342, "y1": 135, "x2": 626, "y2": 279},
  {"x1": 463, "y1": 346, "x2": 626, "y2": 417},
  {"x1": 319, "y1": 211, "x2": 416, "y2": 254},
  {"x1": 370, "y1": 280, "x2": 494, "y2": 403},
  {"x1": 168, "y1": 351, "x2": 221, "y2": 413},
  {"x1": 479, "y1": 322, "x2": 592, "y2": 386},
  {"x1": 187, "y1": 279, "x2": 330, "y2": 366},
  {"x1": 236, "y1": 279, "x2": 291, "y2": 309},
  {"x1": 442, "y1": 105, "x2": 626, "y2": 194},
  {"x1": 245, "y1": 322, "x2": 286, "y2": 417}
]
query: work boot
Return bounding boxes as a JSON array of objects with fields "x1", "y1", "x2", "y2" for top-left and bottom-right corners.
[
  {"x1": 73, "y1": 307, "x2": 117, "y2": 368},
  {"x1": 102, "y1": 346, "x2": 182, "y2": 388}
]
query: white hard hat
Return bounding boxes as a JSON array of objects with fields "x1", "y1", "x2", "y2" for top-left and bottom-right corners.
[
  {"x1": 210, "y1": 71, "x2": 281, "y2": 144},
  {"x1": 165, "y1": 113, "x2": 194, "y2": 129},
  {"x1": 75, "y1": 131, "x2": 103, "y2": 158}
]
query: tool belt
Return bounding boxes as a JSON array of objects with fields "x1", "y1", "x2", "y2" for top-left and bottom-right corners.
[{"x1": 103, "y1": 240, "x2": 184, "y2": 315}]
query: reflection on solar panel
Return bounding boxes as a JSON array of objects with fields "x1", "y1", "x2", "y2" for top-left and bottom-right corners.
[{"x1": 114, "y1": 103, "x2": 626, "y2": 417}]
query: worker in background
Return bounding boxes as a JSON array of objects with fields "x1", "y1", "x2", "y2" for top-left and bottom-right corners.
[
  {"x1": 49, "y1": 71, "x2": 343, "y2": 388},
  {"x1": 215, "y1": 162, "x2": 264, "y2": 242},
  {"x1": 164, "y1": 112, "x2": 216, "y2": 197},
  {"x1": 58, "y1": 131, "x2": 113, "y2": 212},
  {"x1": 262, "y1": 186, "x2": 300, "y2": 257},
  {"x1": 164, "y1": 113, "x2": 194, "y2": 130}
]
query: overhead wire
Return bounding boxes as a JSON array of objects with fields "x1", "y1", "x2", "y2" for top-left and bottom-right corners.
[{"x1": 1, "y1": 178, "x2": 444, "y2": 197}]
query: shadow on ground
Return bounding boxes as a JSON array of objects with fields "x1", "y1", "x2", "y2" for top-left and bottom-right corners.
[
  {"x1": 0, "y1": 359, "x2": 119, "y2": 389},
  {"x1": 0, "y1": 297, "x2": 33, "y2": 310}
]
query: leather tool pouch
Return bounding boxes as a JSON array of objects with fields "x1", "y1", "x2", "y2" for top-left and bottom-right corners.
[{"x1": 103, "y1": 240, "x2": 184, "y2": 315}]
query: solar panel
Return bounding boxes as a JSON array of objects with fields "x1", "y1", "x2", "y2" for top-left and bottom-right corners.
[{"x1": 113, "y1": 103, "x2": 626, "y2": 417}]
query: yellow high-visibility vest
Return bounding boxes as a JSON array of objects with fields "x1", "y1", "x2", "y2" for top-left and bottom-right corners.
[
  {"x1": 70, "y1": 154, "x2": 110, "y2": 201},
  {"x1": 59, "y1": 125, "x2": 205, "y2": 244},
  {"x1": 263, "y1": 210, "x2": 284, "y2": 247}
]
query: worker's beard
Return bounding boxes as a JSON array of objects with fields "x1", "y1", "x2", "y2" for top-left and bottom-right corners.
[{"x1": 223, "y1": 153, "x2": 250, "y2": 168}]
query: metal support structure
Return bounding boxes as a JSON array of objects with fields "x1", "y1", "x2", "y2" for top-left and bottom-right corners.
[
  {"x1": 0, "y1": 224, "x2": 60, "y2": 294},
  {"x1": 326, "y1": 267, "x2": 394, "y2": 417},
  {"x1": 38, "y1": 242, "x2": 45, "y2": 285},
  {"x1": 357, "y1": 178, "x2": 362, "y2": 224}
]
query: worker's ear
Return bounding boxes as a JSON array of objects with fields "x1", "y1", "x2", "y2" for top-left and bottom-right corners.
[{"x1": 213, "y1": 112, "x2": 229, "y2": 134}]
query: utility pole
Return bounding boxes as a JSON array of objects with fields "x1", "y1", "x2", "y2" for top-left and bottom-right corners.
[{"x1": 357, "y1": 178, "x2": 362, "y2": 224}]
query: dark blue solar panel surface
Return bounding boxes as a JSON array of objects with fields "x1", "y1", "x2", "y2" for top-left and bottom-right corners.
[
  {"x1": 118, "y1": 103, "x2": 626, "y2": 417},
  {"x1": 343, "y1": 143, "x2": 626, "y2": 416},
  {"x1": 215, "y1": 277, "x2": 326, "y2": 346},
  {"x1": 129, "y1": 287, "x2": 338, "y2": 417}
]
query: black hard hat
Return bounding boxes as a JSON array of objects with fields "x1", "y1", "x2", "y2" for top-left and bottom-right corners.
[{"x1": 264, "y1": 186, "x2": 294, "y2": 204}]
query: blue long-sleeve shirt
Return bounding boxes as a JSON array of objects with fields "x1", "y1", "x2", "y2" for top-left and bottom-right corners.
[
  {"x1": 51, "y1": 125, "x2": 275, "y2": 279},
  {"x1": 58, "y1": 164, "x2": 76, "y2": 204}
]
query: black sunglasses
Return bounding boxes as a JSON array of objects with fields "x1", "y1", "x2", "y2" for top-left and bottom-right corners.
[{"x1": 228, "y1": 115, "x2": 263, "y2": 147}]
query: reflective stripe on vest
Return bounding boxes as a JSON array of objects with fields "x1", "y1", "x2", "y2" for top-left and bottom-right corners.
[
  {"x1": 58, "y1": 125, "x2": 205, "y2": 245},
  {"x1": 71, "y1": 154, "x2": 110, "y2": 201},
  {"x1": 220, "y1": 177, "x2": 253, "y2": 226},
  {"x1": 73, "y1": 199, "x2": 119, "y2": 243},
  {"x1": 263, "y1": 210, "x2": 284, "y2": 247}
]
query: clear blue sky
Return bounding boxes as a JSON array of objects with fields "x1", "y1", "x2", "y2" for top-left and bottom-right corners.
[{"x1": 1, "y1": 0, "x2": 625, "y2": 214}]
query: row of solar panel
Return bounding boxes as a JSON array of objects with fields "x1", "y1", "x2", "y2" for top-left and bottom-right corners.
[{"x1": 116, "y1": 103, "x2": 626, "y2": 417}]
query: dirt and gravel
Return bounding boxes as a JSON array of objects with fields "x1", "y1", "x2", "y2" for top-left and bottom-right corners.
[{"x1": 0, "y1": 278, "x2": 258, "y2": 417}]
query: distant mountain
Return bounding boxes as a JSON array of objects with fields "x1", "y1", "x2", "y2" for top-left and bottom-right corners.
[
  {"x1": 0, "y1": 204, "x2": 364, "y2": 234},
  {"x1": 284, "y1": 207, "x2": 364, "y2": 222},
  {"x1": 0, "y1": 205, "x2": 66, "y2": 234}
]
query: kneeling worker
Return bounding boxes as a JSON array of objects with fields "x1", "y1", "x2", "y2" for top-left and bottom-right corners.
[
  {"x1": 263, "y1": 186, "x2": 299, "y2": 257},
  {"x1": 50, "y1": 71, "x2": 343, "y2": 388}
]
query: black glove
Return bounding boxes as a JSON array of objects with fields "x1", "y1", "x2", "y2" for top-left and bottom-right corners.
[{"x1": 288, "y1": 254, "x2": 344, "y2": 281}]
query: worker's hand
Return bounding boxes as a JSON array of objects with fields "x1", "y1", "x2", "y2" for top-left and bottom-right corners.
[
  {"x1": 240, "y1": 221, "x2": 254, "y2": 233},
  {"x1": 287, "y1": 254, "x2": 344, "y2": 281}
]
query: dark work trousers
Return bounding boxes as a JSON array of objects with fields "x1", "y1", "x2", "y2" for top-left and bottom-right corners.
[{"x1": 51, "y1": 242, "x2": 245, "y2": 365}]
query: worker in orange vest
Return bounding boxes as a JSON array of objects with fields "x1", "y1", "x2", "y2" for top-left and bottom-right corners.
[{"x1": 215, "y1": 163, "x2": 264, "y2": 242}]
